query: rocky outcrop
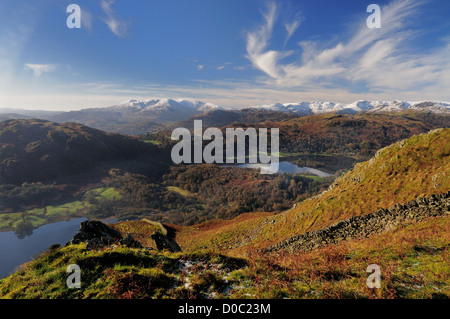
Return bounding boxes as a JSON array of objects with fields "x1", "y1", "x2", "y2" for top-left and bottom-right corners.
[
  {"x1": 151, "y1": 232, "x2": 182, "y2": 253},
  {"x1": 68, "y1": 220, "x2": 143, "y2": 250},
  {"x1": 266, "y1": 191, "x2": 450, "y2": 253}
]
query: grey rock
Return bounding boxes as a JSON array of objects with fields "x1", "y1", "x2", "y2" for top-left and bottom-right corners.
[
  {"x1": 151, "y1": 232, "x2": 182, "y2": 253},
  {"x1": 265, "y1": 191, "x2": 450, "y2": 253},
  {"x1": 67, "y1": 220, "x2": 142, "y2": 250},
  {"x1": 119, "y1": 234, "x2": 143, "y2": 249}
]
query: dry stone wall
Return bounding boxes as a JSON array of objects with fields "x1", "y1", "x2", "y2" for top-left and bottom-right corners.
[{"x1": 266, "y1": 191, "x2": 450, "y2": 253}]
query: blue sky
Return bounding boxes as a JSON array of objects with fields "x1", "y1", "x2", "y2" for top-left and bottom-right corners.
[{"x1": 0, "y1": 0, "x2": 449, "y2": 110}]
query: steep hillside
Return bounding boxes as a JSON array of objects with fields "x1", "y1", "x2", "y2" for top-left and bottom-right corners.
[
  {"x1": 173, "y1": 128, "x2": 449, "y2": 253},
  {"x1": 97, "y1": 128, "x2": 449, "y2": 256},
  {"x1": 274, "y1": 128, "x2": 449, "y2": 234},
  {"x1": 0, "y1": 119, "x2": 173, "y2": 231},
  {"x1": 266, "y1": 192, "x2": 449, "y2": 253},
  {"x1": 0, "y1": 119, "x2": 155, "y2": 185}
]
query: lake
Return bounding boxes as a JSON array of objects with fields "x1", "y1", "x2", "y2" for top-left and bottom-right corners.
[
  {"x1": 236, "y1": 161, "x2": 333, "y2": 177},
  {"x1": 0, "y1": 217, "x2": 87, "y2": 279}
]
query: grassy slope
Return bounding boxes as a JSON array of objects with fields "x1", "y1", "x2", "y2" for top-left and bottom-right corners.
[
  {"x1": 264, "y1": 128, "x2": 449, "y2": 243},
  {"x1": 88, "y1": 128, "x2": 450, "y2": 256},
  {"x1": 175, "y1": 128, "x2": 449, "y2": 253},
  {"x1": 1, "y1": 215, "x2": 447, "y2": 299},
  {"x1": 260, "y1": 215, "x2": 450, "y2": 299}
]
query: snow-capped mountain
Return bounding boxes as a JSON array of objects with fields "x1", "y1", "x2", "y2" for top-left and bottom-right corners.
[
  {"x1": 51, "y1": 98, "x2": 223, "y2": 128},
  {"x1": 45, "y1": 98, "x2": 448, "y2": 135},
  {"x1": 111, "y1": 98, "x2": 222, "y2": 114},
  {"x1": 249, "y1": 100, "x2": 450, "y2": 115}
]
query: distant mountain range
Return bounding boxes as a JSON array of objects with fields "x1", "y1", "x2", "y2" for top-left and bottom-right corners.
[
  {"x1": 49, "y1": 98, "x2": 223, "y2": 124},
  {"x1": 0, "y1": 108, "x2": 63, "y2": 122},
  {"x1": 1, "y1": 99, "x2": 449, "y2": 135},
  {"x1": 249, "y1": 100, "x2": 450, "y2": 115}
]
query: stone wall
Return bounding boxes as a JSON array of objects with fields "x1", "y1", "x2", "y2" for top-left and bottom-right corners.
[{"x1": 266, "y1": 191, "x2": 450, "y2": 253}]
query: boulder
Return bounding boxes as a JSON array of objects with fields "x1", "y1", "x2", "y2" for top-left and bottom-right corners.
[
  {"x1": 119, "y1": 234, "x2": 143, "y2": 249},
  {"x1": 68, "y1": 220, "x2": 142, "y2": 250},
  {"x1": 151, "y1": 232, "x2": 182, "y2": 253}
]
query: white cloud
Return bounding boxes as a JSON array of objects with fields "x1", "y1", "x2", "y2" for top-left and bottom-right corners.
[
  {"x1": 100, "y1": 0, "x2": 130, "y2": 38},
  {"x1": 284, "y1": 20, "x2": 300, "y2": 45},
  {"x1": 245, "y1": 2, "x2": 289, "y2": 79},
  {"x1": 24, "y1": 64, "x2": 56, "y2": 77},
  {"x1": 5, "y1": 0, "x2": 450, "y2": 112},
  {"x1": 233, "y1": 65, "x2": 248, "y2": 71},
  {"x1": 245, "y1": 0, "x2": 450, "y2": 97},
  {"x1": 217, "y1": 66, "x2": 225, "y2": 70}
]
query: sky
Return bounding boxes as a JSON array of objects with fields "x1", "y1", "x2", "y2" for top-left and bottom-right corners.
[{"x1": 0, "y1": 0, "x2": 449, "y2": 111}]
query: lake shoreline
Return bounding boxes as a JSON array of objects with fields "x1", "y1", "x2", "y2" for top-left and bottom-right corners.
[{"x1": 0, "y1": 216, "x2": 119, "y2": 279}]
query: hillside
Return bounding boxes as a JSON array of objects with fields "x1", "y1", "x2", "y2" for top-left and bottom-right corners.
[
  {"x1": 170, "y1": 128, "x2": 450, "y2": 254},
  {"x1": 0, "y1": 119, "x2": 157, "y2": 185},
  {"x1": 1, "y1": 213, "x2": 448, "y2": 299},
  {"x1": 0, "y1": 119, "x2": 175, "y2": 232},
  {"x1": 233, "y1": 111, "x2": 449, "y2": 156},
  {"x1": 0, "y1": 129, "x2": 448, "y2": 299},
  {"x1": 150, "y1": 110, "x2": 449, "y2": 174},
  {"x1": 271, "y1": 128, "x2": 449, "y2": 236}
]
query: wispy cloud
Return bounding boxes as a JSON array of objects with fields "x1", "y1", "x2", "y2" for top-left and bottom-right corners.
[
  {"x1": 81, "y1": 6, "x2": 93, "y2": 33},
  {"x1": 100, "y1": 0, "x2": 130, "y2": 38},
  {"x1": 284, "y1": 20, "x2": 300, "y2": 45},
  {"x1": 245, "y1": 2, "x2": 291, "y2": 79},
  {"x1": 198, "y1": 65, "x2": 204, "y2": 70},
  {"x1": 245, "y1": 0, "x2": 450, "y2": 96},
  {"x1": 24, "y1": 63, "x2": 56, "y2": 77}
]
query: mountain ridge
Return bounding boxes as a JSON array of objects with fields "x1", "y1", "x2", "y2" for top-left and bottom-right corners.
[
  {"x1": 2, "y1": 98, "x2": 449, "y2": 136},
  {"x1": 249, "y1": 100, "x2": 450, "y2": 115}
]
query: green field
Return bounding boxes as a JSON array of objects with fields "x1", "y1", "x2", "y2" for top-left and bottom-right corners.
[
  {"x1": 166, "y1": 186, "x2": 197, "y2": 198},
  {"x1": 87, "y1": 187, "x2": 122, "y2": 200},
  {"x1": 142, "y1": 139, "x2": 162, "y2": 145},
  {"x1": 302, "y1": 174, "x2": 324, "y2": 181},
  {"x1": 0, "y1": 187, "x2": 122, "y2": 232}
]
